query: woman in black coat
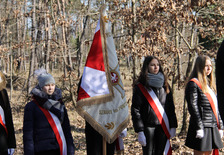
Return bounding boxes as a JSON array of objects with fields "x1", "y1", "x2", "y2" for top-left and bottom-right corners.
[
  {"x1": 0, "y1": 72, "x2": 16, "y2": 155},
  {"x1": 131, "y1": 56, "x2": 177, "y2": 155},
  {"x1": 23, "y1": 69, "x2": 75, "y2": 155},
  {"x1": 216, "y1": 40, "x2": 224, "y2": 121},
  {"x1": 185, "y1": 55, "x2": 223, "y2": 155}
]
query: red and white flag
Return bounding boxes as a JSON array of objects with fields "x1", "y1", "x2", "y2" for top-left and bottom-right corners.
[{"x1": 76, "y1": 5, "x2": 129, "y2": 143}]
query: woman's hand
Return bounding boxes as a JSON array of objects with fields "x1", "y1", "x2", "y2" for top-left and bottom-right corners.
[
  {"x1": 119, "y1": 128, "x2": 127, "y2": 138},
  {"x1": 196, "y1": 129, "x2": 204, "y2": 139},
  {"x1": 219, "y1": 130, "x2": 223, "y2": 138},
  {"x1": 138, "y1": 131, "x2": 146, "y2": 146},
  {"x1": 170, "y1": 128, "x2": 176, "y2": 138},
  {"x1": 8, "y1": 148, "x2": 15, "y2": 155}
]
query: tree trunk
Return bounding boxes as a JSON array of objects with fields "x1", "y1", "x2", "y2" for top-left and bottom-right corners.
[
  {"x1": 45, "y1": 8, "x2": 51, "y2": 72},
  {"x1": 132, "y1": 0, "x2": 137, "y2": 84},
  {"x1": 57, "y1": 0, "x2": 68, "y2": 87},
  {"x1": 21, "y1": 0, "x2": 28, "y2": 72},
  {"x1": 179, "y1": 23, "x2": 197, "y2": 136},
  {"x1": 10, "y1": 50, "x2": 13, "y2": 101},
  {"x1": 171, "y1": 21, "x2": 179, "y2": 100},
  {"x1": 16, "y1": 2, "x2": 21, "y2": 73},
  {"x1": 27, "y1": 0, "x2": 37, "y2": 94},
  {"x1": 77, "y1": 0, "x2": 91, "y2": 78}
]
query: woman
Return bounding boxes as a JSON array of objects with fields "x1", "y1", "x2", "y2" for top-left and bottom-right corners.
[
  {"x1": 131, "y1": 56, "x2": 177, "y2": 155},
  {"x1": 23, "y1": 69, "x2": 75, "y2": 155},
  {"x1": 0, "y1": 71, "x2": 16, "y2": 155},
  {"x1": 185, "y1": 55, "x2": 223, "y2": 155}
]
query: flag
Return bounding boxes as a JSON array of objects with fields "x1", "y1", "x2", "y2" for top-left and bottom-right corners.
[{"x1": 76, "y1": 5, "x2": 129, "y2": 143}]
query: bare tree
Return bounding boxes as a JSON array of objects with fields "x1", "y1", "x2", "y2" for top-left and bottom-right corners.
[{"x1": 27, "y1": 0, "x2": 37, "y2": 94}]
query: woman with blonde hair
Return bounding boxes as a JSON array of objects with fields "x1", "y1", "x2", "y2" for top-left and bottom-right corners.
[{"x1": 185, "y1": 55, "x2": 223, "y2": 155}]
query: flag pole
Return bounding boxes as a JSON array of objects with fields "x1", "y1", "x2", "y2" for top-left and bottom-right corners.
[{"x1": 103, "y1": 137, "x2": 107, "y2": 155}]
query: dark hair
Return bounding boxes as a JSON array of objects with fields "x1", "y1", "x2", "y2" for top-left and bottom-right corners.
[{"x1": 136, "y1": 56, "x2": 170, "y2": 93}]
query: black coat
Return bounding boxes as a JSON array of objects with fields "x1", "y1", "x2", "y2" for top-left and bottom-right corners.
[
  {"x1": 185, "y1": 81, "x2": 223, "y2": 130},
  {"x1": 85, "y1": 121, "x2": 116, "y2": 155},
  {"x1": 216, "y1": 40, "x2": 224, "y2": 121},
  {"x1": 131, "y1": 84, "x2": 177, "y2": 133},
  {"x1": 0, "y1": 89, "x2": 16, "y2": 152},
  {"x1": 23, "y1": 95, "x2": 75, "y2": 155}
]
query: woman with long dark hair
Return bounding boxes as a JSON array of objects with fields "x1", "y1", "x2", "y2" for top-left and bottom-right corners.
[{"x1": 131, "y1": 56, "x2": 177, "y2": 155}]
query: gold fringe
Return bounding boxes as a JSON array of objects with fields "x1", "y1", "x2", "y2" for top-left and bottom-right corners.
[
  {"x1": 75, "y1": 106, "x2": 130, "y2": 144},
  {"x1": 76, "y1": 93, "x2": 113, "y2": 107},
  {"x1": 100, "y1": 4, "x2": 114, "y2": 100}
]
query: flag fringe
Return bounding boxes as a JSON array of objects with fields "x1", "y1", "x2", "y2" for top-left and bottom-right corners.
[
  {"x1": 76, "y1": 93, "x2": 114, "y2": 107},
  {"x1": 99, "y1": 4, "x2": 115, "y2": 103},
  {"x1": 76, "y1": 106, "x2": 130, "y2": 144}
]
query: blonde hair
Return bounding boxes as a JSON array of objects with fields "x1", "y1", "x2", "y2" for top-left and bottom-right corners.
[
  {"x1": 188, "y1": 55, "x2": 216, "y2": 93},
  {"x1": 0, "y1": 71, "x2": 6, "y2": 91}
]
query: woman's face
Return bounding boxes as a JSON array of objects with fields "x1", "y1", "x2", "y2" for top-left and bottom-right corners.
[
  {"x1": 148, "y1": 58, "x2": 160, "y2": 74},
  {"x1": 42, "y1": 83, "x2": 55, "y2": 95},
  {"x1": 205, "y1": 59, "x2": 212, "y2": 76}
]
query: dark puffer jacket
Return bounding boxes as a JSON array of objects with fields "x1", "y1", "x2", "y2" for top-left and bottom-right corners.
[
  {"x1": 131, "y1": 84, "x2": 177, "y2": 133},
  {"x1": 23, "y1": 87, "x2": 75, "y2": 155},
  {"x1": 185, "y1": 81, "x2": 223, "y2": 130}
]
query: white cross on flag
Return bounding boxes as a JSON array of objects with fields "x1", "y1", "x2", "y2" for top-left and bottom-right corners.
[{"x1": 76, "y1": 5, "x2": 129, "y2": 143}]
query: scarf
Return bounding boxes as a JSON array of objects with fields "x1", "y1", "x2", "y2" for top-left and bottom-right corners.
[
  {"x1": 147, "y1": 72, "x2": 164, "y2": 88},
  {"x1": 31, "y1": 86, "x2": 65, "y2": 123}
]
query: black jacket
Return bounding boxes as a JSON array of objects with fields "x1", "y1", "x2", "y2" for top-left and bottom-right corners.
[
  {"x1": 216, "y1": 40, "x2": 224, "y2": 121},
  {"x1": 185, "y1": 81, "x2": 223, "y2": 130},
  {"x1": 23, "y1": 88, "x2": 75, "y2": 155},
  {"x1": 131, "y1": 84, "x2": 177, "y2": 133},
  {"x1": 0, "y1": 89, "x2": 16, "y2": 152}
]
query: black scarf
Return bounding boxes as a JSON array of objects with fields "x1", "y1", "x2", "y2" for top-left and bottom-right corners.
[
  {"x1": 147, "y1": 72, "x2": 164, "y2": 88},
  {"x1": 31, "y1": 86, "x2": 65, "y2": 123}
]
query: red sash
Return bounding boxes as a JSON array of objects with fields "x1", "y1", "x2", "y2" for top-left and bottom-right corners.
[
  {"x1": 190, "y1": 78, "x2": 219, "y2": 155},
  {"x1": 138, "y1": 83, "x2": 172, "y2": 155},
  {"x1": 190, "y1": 78, "x2": 220, "y2": 128},
  {"x1": 0, "y1": 106, "x2": 8, "y2": 135},
  {"x1": 0, "y1": 115, "x2": 7, "y2": 135},
  {"x1": 34, "y1": 101, "x2": 67, "y2": 155}
]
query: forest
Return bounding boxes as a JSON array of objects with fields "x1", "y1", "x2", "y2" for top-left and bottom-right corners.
[{"x1": 0, "y1": 0, "x2": 224, "y2": 154}]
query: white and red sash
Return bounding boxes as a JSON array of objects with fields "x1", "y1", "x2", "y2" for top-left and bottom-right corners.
[
  {"x1": 138, "y1": 83, "x2": 172, "y2": 155},
  {"x1": 35, "y1": 101, "x2": 67, "y2": 155},
  {"x1": 190, "y1": 78, "x2": 219, "y2": 155},
  {"x1": 190, "y1": 78, "x2": 220, "y2": 128},
  {"x1": 0, "y1": 105, "x2": 7, "y2": 135}
]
